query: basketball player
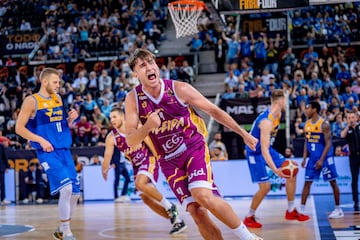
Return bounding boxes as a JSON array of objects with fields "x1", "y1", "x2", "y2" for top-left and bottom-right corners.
[
  {"x1": 101, "y1": 107, "x2": 187, "y2": 234},
  {"x1": 300, "y1": 101, "x2": 343, "y2": 218},
  {"x1": 244, "y1": 89, "x2": 310, "y2": 228},
  {"x1": 15, "y1": 68, "x2": 80, "y2": 240},
  {"x1": 124, "y1": 48, "x2": 261, "y2": 240}
]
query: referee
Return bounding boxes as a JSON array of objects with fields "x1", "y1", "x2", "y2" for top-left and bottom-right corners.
[{"x1": 341, "y1": 110, "x2": 360, "y2": 211}]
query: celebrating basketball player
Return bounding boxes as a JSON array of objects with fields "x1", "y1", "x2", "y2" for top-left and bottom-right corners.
[
  {"x1": 124, "y1": 48, "x2": 262, "y2": 240},
  {"x1": 15, "y1": 68, "x2": 80, "y2": 240},
  {"x1": 300, "y1": 101, "x2": 343, "y2": 218},
  {"x1": 244, "y1": 89, "x2": 310, "y2": 228},
  {"x1": 101, "y1": 107, "x2": 187, "y2": 234}
]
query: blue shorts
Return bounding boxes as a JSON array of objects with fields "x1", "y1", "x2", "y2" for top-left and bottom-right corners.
[
  {"x1": 36, "y1": 149, "x2": 80, "y2": 195},
  {"x1": 304, "y1": 156, "x2": 338, "y2": 182},
  {"x1": 246, "y1": 148, "x2": 285, "y2": 183}
]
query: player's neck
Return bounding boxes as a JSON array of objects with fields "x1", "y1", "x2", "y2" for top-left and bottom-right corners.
[
  {"x1": 310, "y1": 114, "x2": 320, "y2": 122},
  {"x1": 38, "y1": 89, "x2": 51, "y2": 98}
]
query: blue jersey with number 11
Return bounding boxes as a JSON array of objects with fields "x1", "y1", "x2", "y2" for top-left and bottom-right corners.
[{"x1": 26, "y1": 93, "x2": 72, "y2": 150}]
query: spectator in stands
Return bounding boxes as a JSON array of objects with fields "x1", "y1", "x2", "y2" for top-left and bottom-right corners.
[
  {"x1": 265, "y1": 38, "x2": 279, "y2": 75},
  {"x1": 284, "y1": 147, "x2": 295, "y2": 158},
  {"x1": 351, "y1": 77, "x2": 360, "y2": 95},
  {"x1": 99, "y1": 69, "x2": 112, "y2": 92},
  {"x1": 302, "y1": 46, "x2": 319, "y2": 68},
  {"x1": 281, "y1": 47, "x2": 296, "y2": 75},
  {"x1": 322, "y1": 72, "x2": 336, "y2": 100},
  {"x1": 224, "y1": 70, "x2": 239, "y2": 92},
  {"x1": 189, "y1": 33, "x2": 203, "y2": 52},
  {"x1": 222, "y1": 32, "x2": 239, "y2": 69},
  {"x1": 211, "y1": 146, "x2": 228, "y2": 161},
  {"x1": 101, "y1": 99, "x2": 112, "y2": 119},
  {"x1": 236, "y1": 85, "x2": 249, "y2": 99},
  {"x1": 215, "y1": 38, "x2": 227, "y2": 73},
  {"x1": 336, "y1": 64, "x2": 352, "y2": 93},
  {"x1": 72, "y1": 70, "x2": 88, "y2": 94},
  {"x1": 308, "y1": 72, "x2": 323, "y2": 92},
  {"x1": 294, "y1": 117, "x2": 305, "y2": 137},
  {"x1": 19, "y1": 19, "x2": 32, "y2": 31},
  {"x1": 159, "y1": 64, "x2": 170, "y2": 79},
  {"x1": 222, "y1": 83, "x2": 236, "y2": 99},
  {"x1": 251, "y1": 32, "x2": 268, "y2": 75},
  {"x1": 331, "y1": 113, "x2": 346, "y2": 138},
  {"x1": 344, "y1": 96, "x2": 359, "y2": 113},
  {"x1": 179, "y1": 60, "x2": 194, "y2": 83},
  {"x1": 92, "y1": 106, "x2": 109, "y2": 128},
  {"x1": 74, "y1": 115, "x2": 92, "y2": 147},
  {"x1": 88, "y1": 25, "x2": 101, "y2": 51},
  {"x1": 209, "y1": 132, "x2": 229, "y2": 160},
  {"x1": 21, "y1": 162, "x2": 45, "y2": 204},
  {"x1": 168, "y1": 59, "x2": 179, "y2": 81},
  {"x1": 83, "y1": 93, "x2": 98, "y2": 121}
]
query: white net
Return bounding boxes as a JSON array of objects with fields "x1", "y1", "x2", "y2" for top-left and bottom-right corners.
[{"x1": 168, "y1": 1, "x2": 204, "y2": 38}]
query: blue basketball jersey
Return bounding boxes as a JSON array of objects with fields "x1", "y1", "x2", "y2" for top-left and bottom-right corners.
[
  {"x1": 246, "y1": 109, "x2": 280, "y2": 155},
  {"x1": 27, "y1": 93, "x2": 72, "y2": 149}
]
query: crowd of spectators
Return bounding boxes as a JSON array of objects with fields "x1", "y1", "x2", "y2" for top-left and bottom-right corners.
[{"x1": 219, "y1": 2, "x2": 360, "y2": 153}]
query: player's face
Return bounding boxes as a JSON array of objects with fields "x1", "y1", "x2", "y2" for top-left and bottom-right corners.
[
  {"x1": 45, "y1": 74, "x2": 60, "y2": 94},
  {"x1": 110, "y1": 111, "x2": 123, "y2": 128},
  {"x1": 305, "y1": 105, "x2": 314, "y2": 118},
  {"x1": 277, "y1": 97, "x2": 286, "y2": 111},
  {"x1": 133, "y1": 57, "x2": 160, "y2": 88}
]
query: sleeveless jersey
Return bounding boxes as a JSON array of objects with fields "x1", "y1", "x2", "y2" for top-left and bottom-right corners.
[
  {"x1": 246, "y1": 109, "x2": 280, "y2": 155},
  {"x1": 112, "y1": 128, "x2": 153, "y2": 166},
  {"x1": 135, "y1": 79, "x2": 207, "y2": 161},
  {"x1": 304, "y1": 117, "x2": 333, "y2": 158},
  {"x1": 27, "y1": 93, "x2": 72, "y2": 149}
]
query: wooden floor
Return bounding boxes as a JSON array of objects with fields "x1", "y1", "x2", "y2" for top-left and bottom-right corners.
[{"x1": 0, "y1": 195, "x2": 359, "y2": 240}]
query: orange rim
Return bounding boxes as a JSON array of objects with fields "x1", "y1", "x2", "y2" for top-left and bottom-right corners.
[{"x1": 168, "y1": 0, "x2": 205, "y2": 10}]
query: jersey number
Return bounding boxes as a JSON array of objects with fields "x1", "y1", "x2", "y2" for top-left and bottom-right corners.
[
  {"x1": 311, "y1": 143, "x2": 316, "y2": 152},
  {"x1": 56, "y1": 122, "x2": 63, "y2": 132}
]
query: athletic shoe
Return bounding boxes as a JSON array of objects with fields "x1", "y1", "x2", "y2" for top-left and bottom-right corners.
[
  {"x1": 63, "y1": 235, "x2": 76, "y2": 240},
  {"x1": 248, "y1": 233, "x2": 263, "y2": 240},
  {"x1": 167, "y1": 203, "x2": 179, "y2": 225},
  {"x1": 329, "y1": 208, "x2": 344, "y2": 219},
  {"x1": 36, "y1": 198, "x2": 43, "y2": 204},
  {"x1": 285, "y1": 209, "x2": 310, "y2": 221},
  {"x1": 115, "y1": 195, "x2": 131, "y2": 203},
  {"x1": 169, "y1": 219, "x2": 187, "y2": 235},
  {"x1": 243, "y1": 215, "x2": 262, "y2": 228},
  {"x1": 1, "y1": 199, "x2": 11, "y2": 205},
  {"x1": 22, "y1": 198, "x2": 29, "y2": 204},
  {"x1": 52, "y1": 228, "x2": 63, "y2": 240}
]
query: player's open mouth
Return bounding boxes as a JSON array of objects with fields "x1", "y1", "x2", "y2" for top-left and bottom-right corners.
[{"x1": 147, "y1": 73, "x2": 156, "y2": 80}]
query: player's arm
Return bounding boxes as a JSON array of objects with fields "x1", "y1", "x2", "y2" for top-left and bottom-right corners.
[
  {"x1": 174, "y1": 81, "x2": 257, "y2": 151},
  {"x1": 57, "y1": 94, "x2": 78, "y2": 127},
  {"x1": 316, "y1": 121, "x2": 332, "y2": 169},
  {"x1": 302, "y1": 137, "x2": 308, "y2": 168},
  {"x1": 15, "y1": 96, "x2": 53, "y2": 152},
  {"x1": 124, "y1": 90, "x2": 161, "y2": 147},
  {"x1": 101, "y1": 133, "x2": 115, "y2": 181},
  {"x1": 259, "y1": 119, "x2": 281, "y2": 175}
]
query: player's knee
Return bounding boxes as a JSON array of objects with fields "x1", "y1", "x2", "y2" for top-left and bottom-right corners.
[
  {"x1": 135, "y1": 178, "x2": 147, "y2": 192},
  {"x1": 59, "y1": 184, "x2": 72, "y2": 199},
  {"x1": 187, "y1": 202, "x2": 207, "y2": 225},
  {"x1": 259, "y1": 182, "x2": 271, "y2": 193},
  {"x1": 192, "y1": 190, "x2": 212, "y2": 209}
]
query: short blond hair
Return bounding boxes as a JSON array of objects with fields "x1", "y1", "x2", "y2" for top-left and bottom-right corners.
[
  {"x1": 39, "y1": 67, "x2": 60, "y2": 82},
  {"x1": 128, "y1": 48, "x2": 156, "y2": 71}
]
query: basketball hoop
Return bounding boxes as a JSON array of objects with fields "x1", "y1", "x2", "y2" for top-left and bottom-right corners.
[{"x1": 168, "y1": 0, "x2": 206, "y2": 38}]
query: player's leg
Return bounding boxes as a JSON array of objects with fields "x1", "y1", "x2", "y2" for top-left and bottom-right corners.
[
  {"x1": 325, "y1": 161, "x2": 343, "y2": 218},
  {"x1": 139, "y1": 193, "x2": 169, "y2": 218},
  {"x1": 244, "y1": 153, "x2": 271, "y2": 228},
  {"x1": 186, "y1": 201, "x2": 223, "y2": 240},
  {"x1": 191, "y1": 188, "x2": 261, "y2": 240}
]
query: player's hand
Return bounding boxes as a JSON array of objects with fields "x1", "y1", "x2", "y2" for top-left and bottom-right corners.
[
  {"x1": 275, "y1": 168, "x2": 289, "y2": 178},
  {"x1": 315, "y1": 160, "x2": 323, "y2": 170},
  {"x1": 68, "y1": 108, "x2": 78, "y2": 123},
  {"x1": 146, "y1": 109, "x2": 162, "y2": 131},
  {"x1": 243, "y1": 133, "x2": 258, "y2": 151},
  {"x1": 301, "y1": 159, "x2": 306, "y2": 168},
  {"x1": 102, "y1": 162, "x2": 110, "y2": 181},
  {"x1": 40, "y1": 138, "x2": 54, "y2": 152}
]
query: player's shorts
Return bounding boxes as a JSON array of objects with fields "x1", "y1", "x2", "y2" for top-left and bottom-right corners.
[
  {"x1": 246, "y1": 148, "x2": 285, "y2": 183},
  {"x1": 159, "y1": 142, "x2": 221, "y2": 205},
  {"x1": 36, "y1": 149, "x2": 80, "y2": 195},
  {"x1": 304, "y1": 156, "x2": 338, "y2": 182},
  {"x1": 133, "y1": 156, "x2": 159, "y2": 186}
]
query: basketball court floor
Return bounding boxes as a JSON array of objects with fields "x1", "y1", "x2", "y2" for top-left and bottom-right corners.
[{"x1": 0, "y1": 193, "x2": 359, "y2": 239}]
